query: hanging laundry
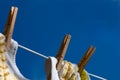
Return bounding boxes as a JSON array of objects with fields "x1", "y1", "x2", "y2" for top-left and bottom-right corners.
[
  {"x1": 45, "y1": 57, "x2": 60, "y2": 80},
  {"x1": 45, "y1": 57, "x2": 90, "y2": 80},
  {"x1": 0, "y1": 33, "x2": 28, "y2": 80},
  {"x1": 59, "y1": 61, "x2": 81, "y2": 80}
]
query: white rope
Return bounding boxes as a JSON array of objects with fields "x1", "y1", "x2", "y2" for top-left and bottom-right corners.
[
  {"x1": 88, "y1": 72, "x2": 107, "y2": 80},
  {"x1": 18, "y1": 44, "x2": 48, "y2": 59}
]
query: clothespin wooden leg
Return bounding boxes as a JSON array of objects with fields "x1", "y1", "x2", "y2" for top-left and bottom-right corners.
[
  {"x1": 47, "y1": 34, "x2": 71, "y2": 80},
  {"x1": 56, "y1": 34, "x2": 71, "y2": 71},
  {"x1": 3, "y1": 6, "x2": 18, "y2": 49},
  {"x1": 78, "y1": 46, "x2": 96, "y2": 75}
]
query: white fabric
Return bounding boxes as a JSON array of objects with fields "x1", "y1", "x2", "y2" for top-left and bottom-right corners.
[
  {"x1": 50, "y1": 57, "x2": 60, "y2": 80},
  {"x1": 72, "y1": 64, "x2": 81, "y2": 80},
  {"x1": 6, "y1": 39, "x2": 28, "y2": 80},
  {"x1": 45, "y1": 57, "x2": 60, "y2": 80}
]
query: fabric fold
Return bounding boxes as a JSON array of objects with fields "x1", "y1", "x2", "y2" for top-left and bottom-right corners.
[
  {"x1": 0, "y1": 33, "x2": 28, "y2": 80},
  {"x1": 6, "y1": 39, "x2": 28, "y2": 80}
]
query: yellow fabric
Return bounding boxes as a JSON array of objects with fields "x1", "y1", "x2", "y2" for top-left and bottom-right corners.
[
  {"x1": 60, "y1": 61, "x2": 76, "y2": 80},
  {"x1": 0, "y1": 34, "x2": 18, "y2": 80},
  {"x1": 60, "y1": 61, "x2": 89, "y2": 80},
  {"x1": 79, "y1": 70, "x2": 89, "y2": 80}
]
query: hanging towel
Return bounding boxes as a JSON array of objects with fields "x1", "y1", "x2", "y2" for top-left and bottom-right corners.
[{"x1": 0, "y1": 33, "x2": 28, "y2": 80}]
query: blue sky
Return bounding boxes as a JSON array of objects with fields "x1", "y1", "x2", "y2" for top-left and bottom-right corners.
[{"x1": 0, "y1": 0, "x2": 120, "y2": 80}]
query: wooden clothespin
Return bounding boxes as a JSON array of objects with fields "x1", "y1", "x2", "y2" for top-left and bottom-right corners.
[
  {"x1": 47, "y1": 34, "x2": 71, "y2": 80},
  {"x1": 3, "y1": 6, "x2": 18, "y2": 49},
  {"x1": 78, "y1": 46, "x2": 96, "y2": 75},
  {"x1": 56, "y1": 34, "x2": 71, "y2": 71}
]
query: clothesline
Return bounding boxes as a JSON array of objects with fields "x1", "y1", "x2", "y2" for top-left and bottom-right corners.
[
  {"x1": 18, "y1": 44, "x2": 107, "y2": 80},
  {"x1": 18, "y1": 44, "x2": 49, "y2": 59},
  {"x1": 88, "y1": 73, "x2": 107, "y2": 80}
]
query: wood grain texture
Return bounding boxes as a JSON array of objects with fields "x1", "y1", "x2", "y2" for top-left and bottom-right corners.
[
  {"x1": 56, "y1": 34, "x2": 71, "y2": 71},
  {"x1": 78, "y1": 46, "x2": 96, "y2": 75},
  {"x1": 3, "y1": 6, "x2": 18, "y2": 49}
]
